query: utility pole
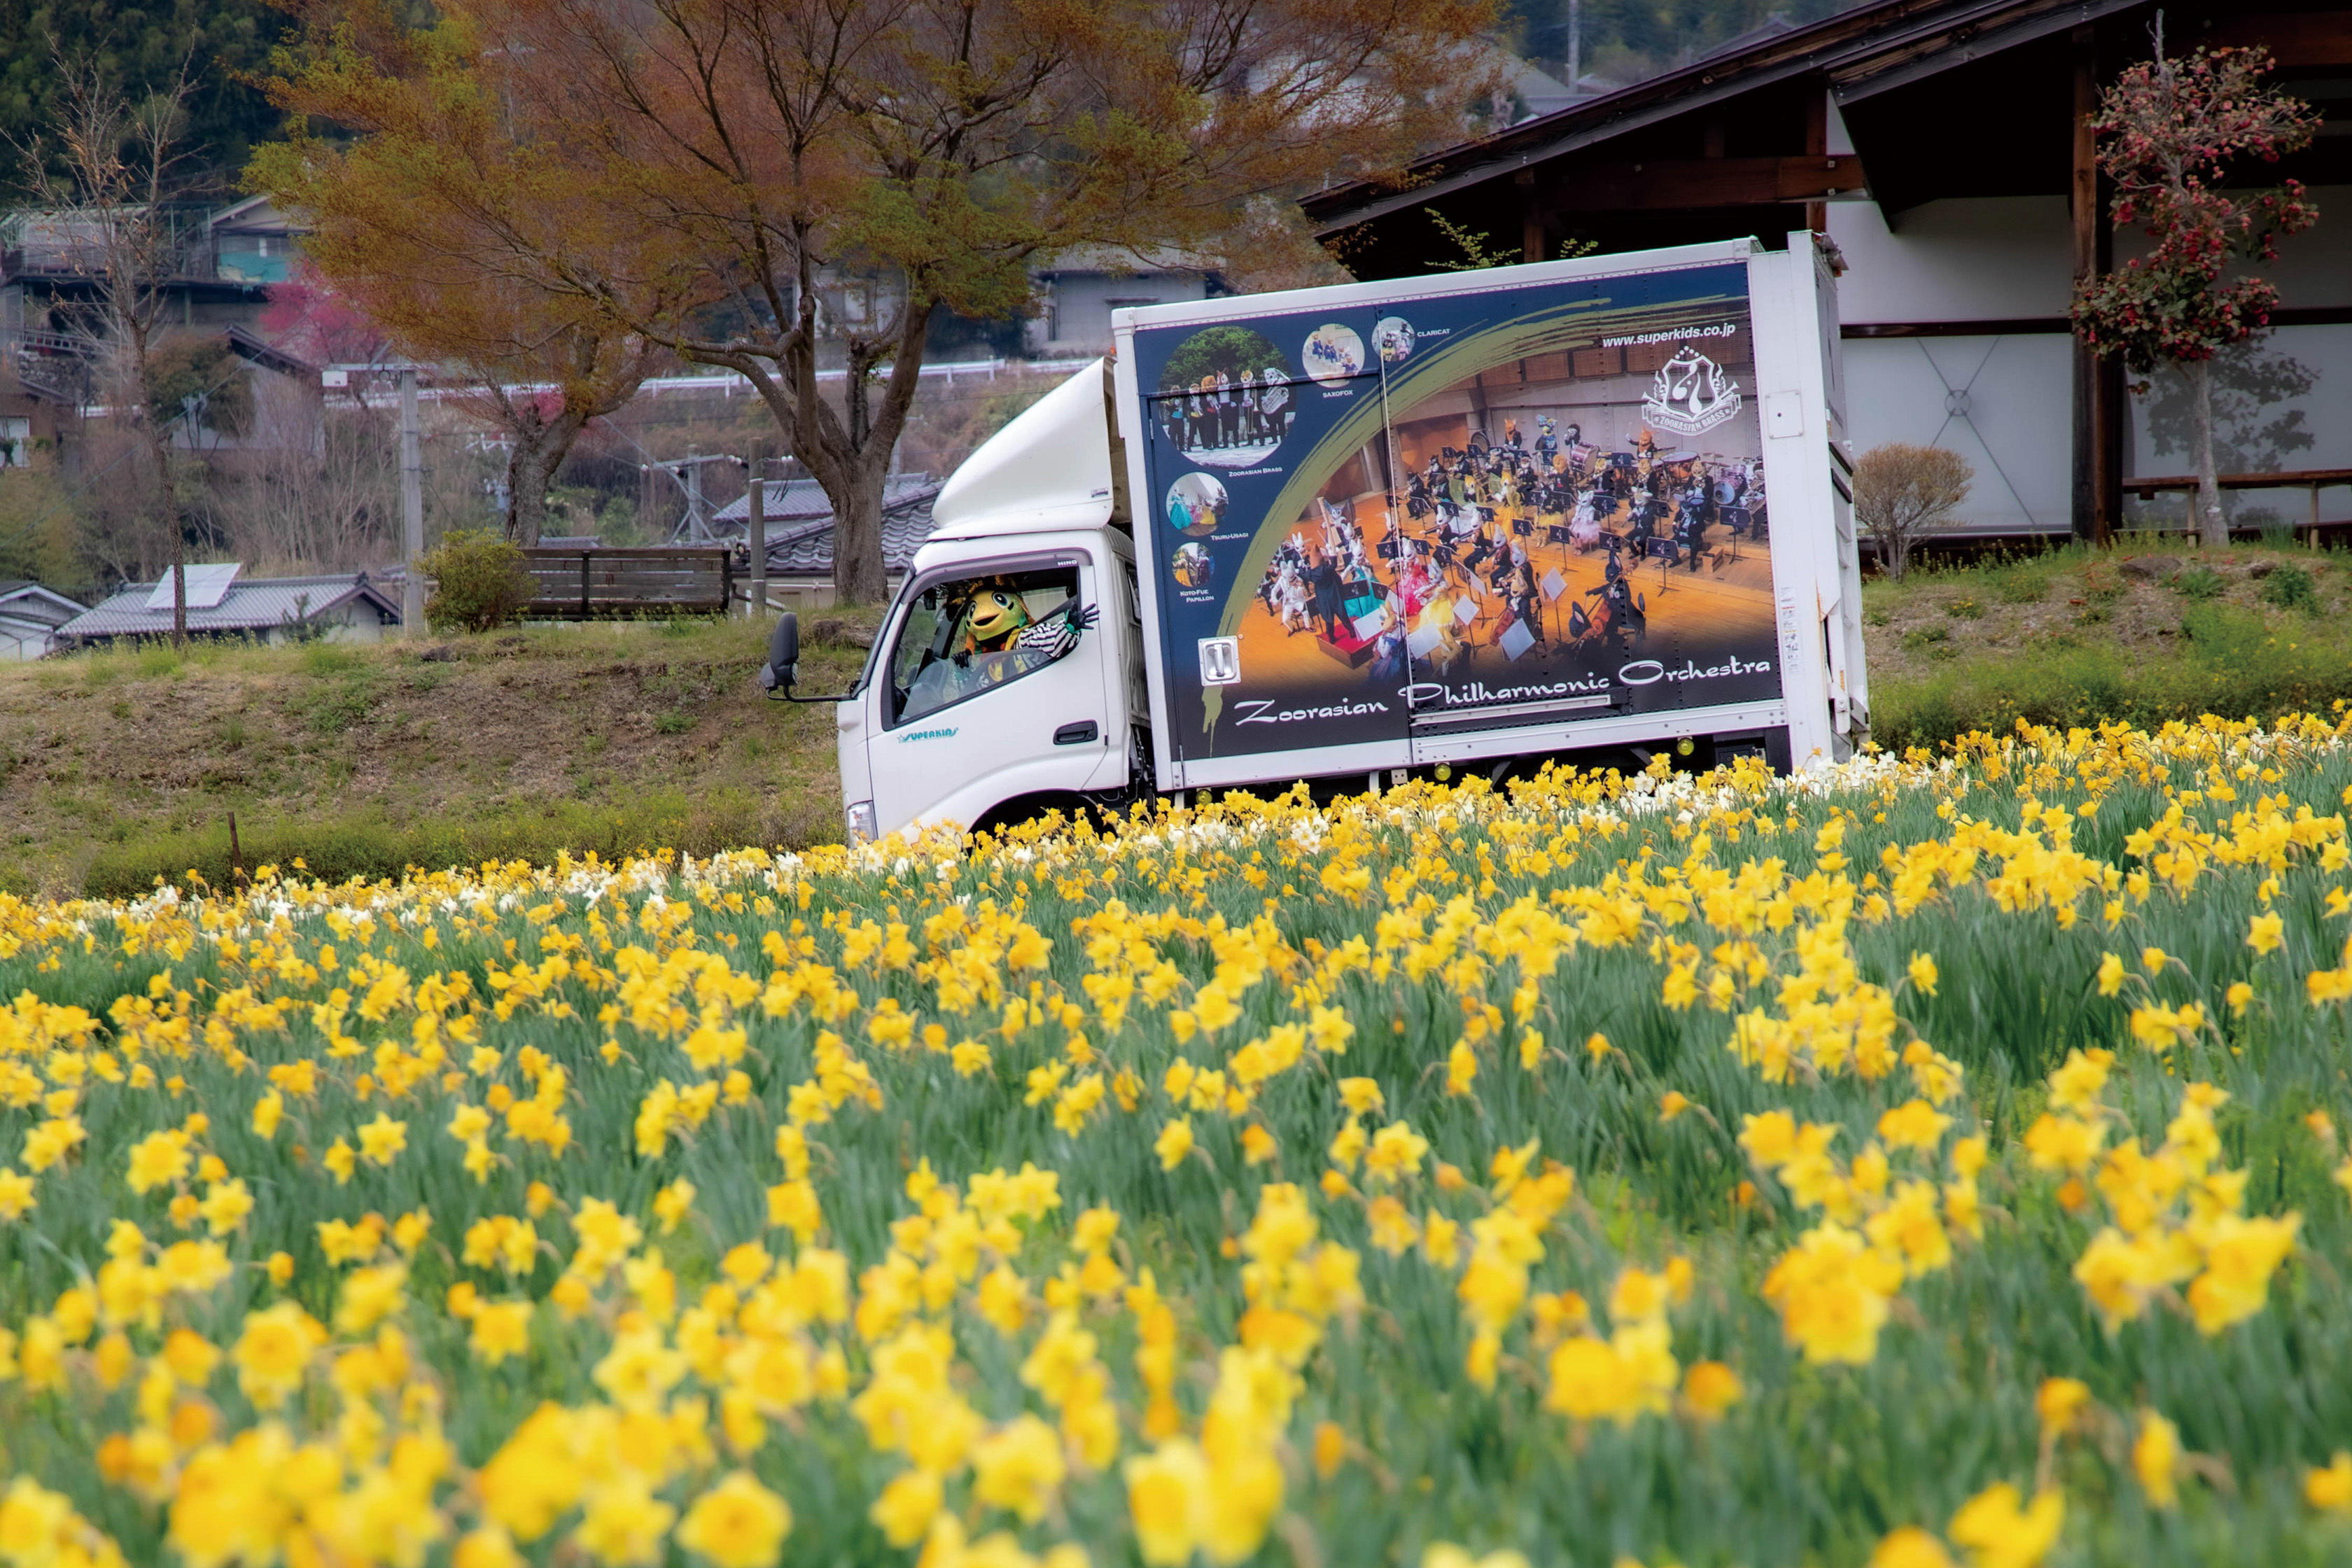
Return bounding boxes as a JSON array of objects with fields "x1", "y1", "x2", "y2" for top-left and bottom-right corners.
[
  {"x1": 399, "y1": 368, "x2": 425, "y2": 636},
  {"x1": 650, "y1": 450, "x2": 746, "y2": 542},
  {"x1": 1567, "y1": 0, "x2": 1582, "y2": 94},
  {"x1": 173, "y1": 395, "x2": 205, "y2": 648}
]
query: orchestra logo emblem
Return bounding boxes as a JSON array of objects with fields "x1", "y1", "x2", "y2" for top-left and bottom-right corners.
[{"x1": 1642, "y1": 344, "x2": 1742, "y2": 437}]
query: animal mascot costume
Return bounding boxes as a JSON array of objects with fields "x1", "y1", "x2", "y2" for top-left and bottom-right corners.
[{"x1": 958, "y1": 584, "x2": 1101, "y2": 690}]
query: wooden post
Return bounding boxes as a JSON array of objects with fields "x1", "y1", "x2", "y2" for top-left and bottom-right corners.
[
  {"x1": 227, "y1": 810, "x2": 245, "y2": 892},
  {"x1": 2068, "y1": 28, "x2": 2113, "y2": 545},
  {"x1": 1518, "y1": 168, "x2": 1544, "y2": 264},
  {"x1": 748, "y1": 477, "x2": 767, "y2": 617},
  {"x1": 579, "y1": 552, "x2": 589, "y2": 620},
  {"x1": 1804, "y1": 90, "x2": 1828, "y2": 235}
]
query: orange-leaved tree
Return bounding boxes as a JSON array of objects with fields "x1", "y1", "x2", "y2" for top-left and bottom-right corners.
[
  {"x1": 251, "y1": 4, "x2": 676, "y2": 547},
  {"x1": 256, "y1": 0, "x2": 1497, "y2": 601}
]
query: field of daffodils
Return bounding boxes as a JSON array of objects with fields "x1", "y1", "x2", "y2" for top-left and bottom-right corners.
[{"x1": 6, "y1": 717, "x2": 2352, "y2": 1568}]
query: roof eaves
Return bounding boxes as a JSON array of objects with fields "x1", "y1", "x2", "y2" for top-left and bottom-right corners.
[
  {"x1": 1302, "y1": 0, "x2": 2118, "y2": 234},
  {"x1": 1830, "y1": 0, "x2": 2143, "y2": 105}
]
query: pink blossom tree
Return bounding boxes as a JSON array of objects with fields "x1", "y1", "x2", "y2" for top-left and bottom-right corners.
[{"x1": 2071, "y1": 28, "x2": 2317, "y2": 548}]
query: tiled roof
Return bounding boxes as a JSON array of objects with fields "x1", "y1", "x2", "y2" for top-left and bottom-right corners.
[
  {"x1": 710, "y1": 472, "x2": 934, "y2": 524},
  {"x1": 59, "y1": 573, "x2": 401, "y2": 640},
  {"x1": 717, "y1": 477, "x2": 943, "y2": 578}
]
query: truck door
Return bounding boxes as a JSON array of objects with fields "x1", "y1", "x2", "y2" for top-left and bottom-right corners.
[{"x1": 867, "y1": 556, "x2": 1113, "y2": 835}]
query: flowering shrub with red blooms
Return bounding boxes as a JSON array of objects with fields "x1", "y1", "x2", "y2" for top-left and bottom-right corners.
[{"x1": 2071, "y1": 39, "x2": 2318, "y2": 377}]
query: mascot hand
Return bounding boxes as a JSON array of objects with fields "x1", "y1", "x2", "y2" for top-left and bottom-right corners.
[{"x1": 1014, "y1": 601, "x2": 1098, "y2": 663}]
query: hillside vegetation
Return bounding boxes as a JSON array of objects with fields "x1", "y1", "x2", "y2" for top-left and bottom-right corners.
[{"x1": 0, "y1": 616, "x2": 878, "y2": 898}]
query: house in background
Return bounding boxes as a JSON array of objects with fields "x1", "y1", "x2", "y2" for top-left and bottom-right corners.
[
  {"x1": 56, "y1": 566, "x2": 400, "y2": 648},
  {"x1": 1301, "y1": 0, "x2": 2352, "y2": 541},
  {"x1": 1026, "y1": 248, "x2": 1219, "y2": 358},
  {"x1": 1, "y1": 195, "x2": 314, "y2": 475},
  {"x1": 0, "y1": 581, "x2": 84, "y2": 660}
]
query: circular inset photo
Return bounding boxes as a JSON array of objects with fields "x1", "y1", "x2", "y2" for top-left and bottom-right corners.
[
  {"x1": 1302, "y1": 323, "x2": 1366, "y2": 384},
  {"x1": 1373, "y1": 316, "x2": 1415, "y2": 366},
  {"x1": 1156, "y1": 326, "x2": 1295, "y2": 470},
  {"x1": 1166, "y1": 471, "x2": 1228, "y2": 538},
  {"x1": 1172, "y1": 541, "x2": 1216, "y2": 589}
]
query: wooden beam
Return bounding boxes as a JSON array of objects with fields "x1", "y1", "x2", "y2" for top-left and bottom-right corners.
[
  {"x1": 1536, "y1": 153, "x2": 1865, "y2": 212},
  {"x1": 2202, "y1": 13, "x2": 2352, "y2": 64}
]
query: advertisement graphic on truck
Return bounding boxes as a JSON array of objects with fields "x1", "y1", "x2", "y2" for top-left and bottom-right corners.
[
  {"x1": 1126, "y1": 254, "x2": 1781, "y2": 767},
  {"x1": 766, "y1": 236, "x2": 1861, "y2": 844}
]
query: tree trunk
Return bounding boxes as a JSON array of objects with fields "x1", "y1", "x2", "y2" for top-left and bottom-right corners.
[
  {"x1": 2188, "y1": 356, "x2": 2226, "y2": 550},
  {"x1": 828, "y1": 458, "x2": 889, "y2": 606},
  {"x1": 503, "y1": 407, "x2": 587, "y2": 548}
]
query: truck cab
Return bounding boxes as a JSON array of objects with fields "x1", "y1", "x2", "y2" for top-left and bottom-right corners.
[{"x1": 827, "y1": 363, "x2": 1147, "y2": 843}]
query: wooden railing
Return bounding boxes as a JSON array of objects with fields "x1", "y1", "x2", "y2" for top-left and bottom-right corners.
[
  {"x1": 2124, "y1": 468, "x2": 2352, "y2": 540},
  {"x1": 519, "y1": 547, "x2": 732, "y2": 619}
]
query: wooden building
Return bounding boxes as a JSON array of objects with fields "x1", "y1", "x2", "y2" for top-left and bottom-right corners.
[{"x1": 1301, "y1": 0, "x2": 2352, "y2": 541}]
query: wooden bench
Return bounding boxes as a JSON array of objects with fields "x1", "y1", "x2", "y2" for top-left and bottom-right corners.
[
  {"x1": 521, "y1": 547, "x2": 734, "y2": 619},
  {"x1": 2124, "y1": 468, "x2": 2352, "y2": 544}
]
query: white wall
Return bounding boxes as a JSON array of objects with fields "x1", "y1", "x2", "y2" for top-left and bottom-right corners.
[
  {"x1": 0, "y1": 617, "x2": 50, "y2": 660},
  {"x1": 1829, "y1": 183, "x2": 2352, "y2": 531},
  {"x1": 1844, "y1": 332, "x2": 2073, "y2": 532},
  {"x1": 1827, "y1": 196, "x2": 2073, "y2": 326},
  {"x1": 2122, "y1": 322, "x2": 2352, "y2": 526},
  {"x1": 1033, "y1": 272, "x2": 1210, "y2": 355}
]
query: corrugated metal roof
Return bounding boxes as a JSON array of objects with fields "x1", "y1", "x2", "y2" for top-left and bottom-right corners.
[
  {"x1": 0, "y1": 583, "x2": 86, "y2": 627},
  {"x1": 59, "y1": 573, "x2": 401, "y2": 640}
]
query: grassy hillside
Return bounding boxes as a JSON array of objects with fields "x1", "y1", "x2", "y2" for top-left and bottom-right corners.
[
  {"x1": 8, "y1": 542, "x2": 2346, "y2": 896},
  {"x1": 1864, "y1": 542, "x2": 2352, "y2": 751},
  {"x1": 0, "y1": 615, "x2": 880, "y2": 897}
]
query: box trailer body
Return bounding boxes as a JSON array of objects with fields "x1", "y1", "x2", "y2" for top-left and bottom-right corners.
[{"x1": 778, "y1": 235, "x2": 1865, "y2": 845}]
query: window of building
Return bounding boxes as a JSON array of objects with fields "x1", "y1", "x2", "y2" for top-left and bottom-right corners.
[{"x1": 0, "y1": 418, "x2": 30, "y2": 468}]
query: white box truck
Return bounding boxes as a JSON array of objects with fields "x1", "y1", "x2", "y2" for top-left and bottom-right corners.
[{"x1": 764, "y1": 234, "x2": 1865, "y2": 844}]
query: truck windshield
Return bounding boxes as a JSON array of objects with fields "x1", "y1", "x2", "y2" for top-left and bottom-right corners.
[{"x1": 885, "y1": 565, "x2": 1083, "y2": 728}]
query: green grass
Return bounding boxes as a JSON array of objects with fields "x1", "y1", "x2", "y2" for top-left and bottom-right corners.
[
  {"x1": 0, "y1": 615, "x2": 878, "y2": 895},
  {"x1": 1866, "y1": 545, "x2": 2352, "y2": 753},
  {"x1": 1873, "y1": 605, "x2": 2352, "y2": 752},
  {"x1": 76, "y1": 788, "x2": 808, "y2": 898}
]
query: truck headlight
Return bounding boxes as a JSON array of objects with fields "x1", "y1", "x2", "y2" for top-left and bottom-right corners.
[{"x1": 846, "y1": 801, "x2": 878, "y2": 844}]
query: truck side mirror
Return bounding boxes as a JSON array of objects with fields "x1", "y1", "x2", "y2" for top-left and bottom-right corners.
[{"x1": 765, "y1": 613, "x2": 799, "y2": 691}]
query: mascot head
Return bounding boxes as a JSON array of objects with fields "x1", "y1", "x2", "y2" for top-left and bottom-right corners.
[{"x1": 965, "y1": 587, "x2": 1033, "y2": 650}]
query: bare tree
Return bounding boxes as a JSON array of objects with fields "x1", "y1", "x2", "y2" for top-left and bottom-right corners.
[
  {"x1": 9, "y1": 46, "x2": 206, "y2": 640},
  {"x1": 451, "y1": 328, "x2": 672, "y2": 547},
  {"x1": 216, "y1": 384, "x2": 402, "y2": 572},
  {"x1": 1853, "y1": 442, "x2": 1972, "y2": 581}
]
